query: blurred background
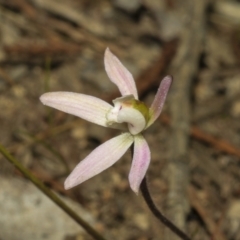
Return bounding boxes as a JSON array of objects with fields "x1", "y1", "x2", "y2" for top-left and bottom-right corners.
[{"x1": 0, "y1": 0, "x2": 240, "y2": 239}]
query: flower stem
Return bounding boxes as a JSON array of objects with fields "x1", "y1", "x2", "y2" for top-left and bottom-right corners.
[
  {"x1": 0, "y1": 143, "x2": 106, "y2": 240},
  {"x1": 140, "y1": 176, "x2": 191, "y2": 240}
]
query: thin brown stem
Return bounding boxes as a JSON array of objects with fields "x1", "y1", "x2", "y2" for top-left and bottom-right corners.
[{"x1": 140, "y1": 176, "x2": 191, "y2": 240}]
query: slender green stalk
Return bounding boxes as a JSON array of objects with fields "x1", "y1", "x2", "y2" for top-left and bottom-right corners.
[
  {"x1": 43, "y1": 57, "x2": 54, "y2": 124},
  {"x1": 19, "y1": 130, "x2": 70, "y2": 174},
  {"x1": 44, "y1": 56, "x2": 51, "y2": 93},
  {"x1": 0, "y1": 143, "x2": 106, "y2": 240}
]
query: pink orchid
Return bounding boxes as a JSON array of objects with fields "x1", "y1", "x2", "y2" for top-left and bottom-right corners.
[{"x1": 40, "y1": 48, "x2": 172, "y2": 194}]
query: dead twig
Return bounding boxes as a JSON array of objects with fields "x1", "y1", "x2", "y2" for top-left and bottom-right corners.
[
  {"x1": 4, "y1": 42, "x2": 82, "y2": 59},
  {"x1": 191, "y1": 126, "x2": 240, "y2": 158},
  {"x1": 160, "y1": 114, "x2": 240, "y2": 159},
  {"x1": 165, "y1": 1, "x2": 208, "y2": 239},
  {"x1": 189, "y1": 186, "x2": 227, "y2": 240}
]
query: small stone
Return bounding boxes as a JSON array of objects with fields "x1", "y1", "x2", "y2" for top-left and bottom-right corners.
[
  {"x1": 226, "y1": 75, "x2": 240, "y2": 98},
  {"x1": 224, "y1": 200, "x2": 240, "y2": 239},
  {"x1": 71, "y1": 127, "x2": 87, "y2": 140},
  {"x1": 12, "y1": 85, "x2": 26, "y2": 98},
  {"x1": 230, "y1": 100, "x2": 240, "y2": 118},
  {"x1": 133, "y1": 213, "x2": 149, "y2": 230},
  {"x1": 113, "y1": 0, "x2": 141, "y2": 12}
]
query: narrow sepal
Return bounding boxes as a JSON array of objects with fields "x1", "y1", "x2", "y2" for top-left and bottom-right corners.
[
  {"x1": 147, "y1": 76, "x2": 172, "y2": 127},
  {"x1": 129, "y1": 134, "x2": 151, "y2": 194},
  {"x1": 104, "y1": 48, "x2": 138, "y2": 99},
  {"x1": 64, "y1": 133, "x2": 134, "y2": 189},
  {"x1": 40, "y1": 92, "x2": 112, "y2": 127}
]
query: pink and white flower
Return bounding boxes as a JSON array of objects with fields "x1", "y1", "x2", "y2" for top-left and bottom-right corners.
[{"x1": 40, "y1": 48, "x2": 172, "y2": 194}]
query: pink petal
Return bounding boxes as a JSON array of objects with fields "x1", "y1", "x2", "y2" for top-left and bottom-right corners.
[
  {"x1": 64, "y1": 133, "x2": 134, "y2": 189},
  {"x1": 104, "y1": 48, "x2": 138, "y2": 99},
  {"x1": 40, "y1": 92, "x2": 112, "y2": 127},
  {"x1": 129, "y1": 134, "x2": 151, "y2": 194},
  {"x1": 147, "y1": 75, "x2": 172, "y2": 128}
]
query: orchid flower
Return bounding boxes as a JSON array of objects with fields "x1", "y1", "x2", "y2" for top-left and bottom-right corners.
[{"x1": 40, "y1": 48, "x2": 172, "y2": 194}]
